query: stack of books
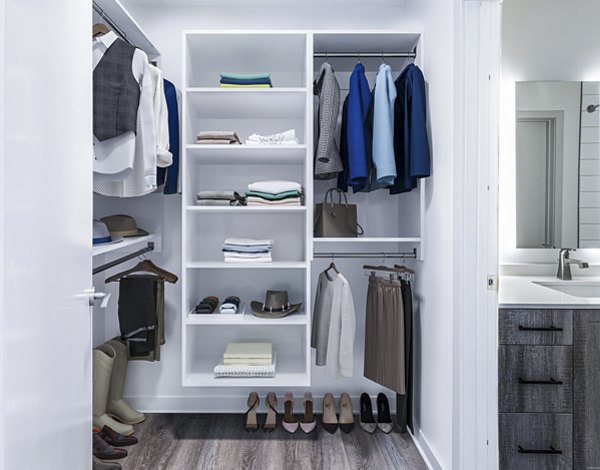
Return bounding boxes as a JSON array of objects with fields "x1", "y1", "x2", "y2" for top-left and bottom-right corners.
[{"x1": 213, "y1": 342, "x2": 276, "y2": 378}]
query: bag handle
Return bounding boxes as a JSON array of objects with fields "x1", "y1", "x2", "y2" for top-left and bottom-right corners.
[{"x1": 324, "y1": 187, "x2": 348, "y2": 207}]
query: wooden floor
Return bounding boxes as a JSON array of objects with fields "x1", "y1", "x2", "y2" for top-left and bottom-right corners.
[{"x1": 117, "y1": 414, "x2": 428, "y2": 470}]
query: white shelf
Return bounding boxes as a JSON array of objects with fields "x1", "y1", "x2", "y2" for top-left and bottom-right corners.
[
  {"x1": 185, "y1": 310, "x2": 308, "y2": 326},
  {"x1": 186, "y1": 261, "x2": 308, "y2": 269},
  {"x1": 314, "y1": 237, "x2": 421, "y2": 244},
  {"x1": 186, "y1": 144, "x2": 307, "y2": 165},
  {"x1": 187, "y1": 206, "x2": 306, "y2": 214},
  {"x1": 184, "y1": 354, "x2": 309, "y2": 387},
  {"x1": 186, "y1": 87, "x2": 307, "y2": 94},
  {"x1": 92, "y1": 234, "x2": 158, "y2": 258}
]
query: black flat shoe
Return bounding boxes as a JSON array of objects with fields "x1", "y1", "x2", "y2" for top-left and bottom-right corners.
[
  {"x1": 244, "y1": 392, "x2": 260, "y2": 433},
  {"x1": 359, "y1": 393, "x2": 377, "y2": 433},
  {"x1": 376, "y1": 393, "x2": 394, "y2": 434}
]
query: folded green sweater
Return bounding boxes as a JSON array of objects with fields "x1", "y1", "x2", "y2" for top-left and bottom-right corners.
[
  {"x1": 220, "y1": 72, "x2": 271, "y2": 81},
  {"x1": 245, "y1": 190, "x2": 301, "y2": 201}
]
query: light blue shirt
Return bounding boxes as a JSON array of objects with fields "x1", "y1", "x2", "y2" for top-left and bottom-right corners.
[{"x1": 372, "y1": 63, "x2": 397, "y2": 187}]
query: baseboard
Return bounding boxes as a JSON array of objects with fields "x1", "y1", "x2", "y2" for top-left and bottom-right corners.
[
  {"x1": 409, "y1": 427, "x2": 444, "y2": 470},
  {"x1": 125, "y1": 392, "x2": 397, "y2": 414}
]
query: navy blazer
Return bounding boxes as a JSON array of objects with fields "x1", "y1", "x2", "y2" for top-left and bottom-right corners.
[
  {"x1": 390, "y1": 64, "x2": 431, "y2": 194},
  {"x1": 157, "y1": 79, "x2": 180, "y2": 194}
]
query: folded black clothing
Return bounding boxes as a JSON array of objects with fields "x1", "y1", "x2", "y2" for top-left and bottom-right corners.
[
  {"x1": 117, "y1": 275, "x2": 157, "y2": 357},
  {"x1": 195, "y1": 296, "x2": 219, "y2": 314}
]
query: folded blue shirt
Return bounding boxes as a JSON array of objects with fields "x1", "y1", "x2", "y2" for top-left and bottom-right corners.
[{"x1": 220, "y1": 77, "x2": 272, "y2": 86}]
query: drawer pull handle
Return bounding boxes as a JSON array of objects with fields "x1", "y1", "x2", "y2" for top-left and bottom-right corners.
[
  {"x1": 517, "y1": 445, "x2": 563, "y2": 455},
  {"x1": 518, "y1": 325, "x2": 563, "y2": 332},
  {"x1": 518, "y1": 377, "x2": 563, "y2": 385}
]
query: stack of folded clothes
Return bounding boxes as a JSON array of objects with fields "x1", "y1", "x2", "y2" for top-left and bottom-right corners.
[
  {"x1": 220, "y1": 296, "x2": 242, "y2": 315},
  {"x1": 219, "y1": 73, "x2": 272, "y2": 88},
  {"x1": 222, "y1": 238, "x2": 273, "y2": 263},
  {"x1": 246, "y1": 180, "x2": 303, "y2": 206},
  {"x1": 245, "y1": 129, "x2": 299, "y2": 145},
  {"x1": 196, "y1": 190, "x2": 246, "y2": 206},
  {"x1": 213, "y1": 342, "x2": 276, "y2": 378},
  {"x1": 193, "y1": 296, "x2": 219, "y2": 314},
  {"x1": 196, "y1": 131, "x2": 241, "y2": 145}
]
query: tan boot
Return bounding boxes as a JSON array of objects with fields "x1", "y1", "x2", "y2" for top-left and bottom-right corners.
[
  {"x1": 92, "y1": 347, "x2": 134, "y2": 436},
  {"x1": 101, "y1": 340, "x2": 145, "y2": 425}
]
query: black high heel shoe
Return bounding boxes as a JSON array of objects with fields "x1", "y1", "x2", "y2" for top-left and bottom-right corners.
[
  {"x1": 359, "y1": 393, "x2": 376, "y2": 433},
  {"x1": 244, "y1": 392, "x2": 260, "y2": 433},
  {"x1": 376, "y1": 393, "x2": 394, "y2": 434}
]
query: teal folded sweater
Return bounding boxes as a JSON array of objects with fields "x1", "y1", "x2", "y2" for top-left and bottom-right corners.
[
  {"x1": 245, "y1": 190, "x2": 301, "y2": 201},
  {"x1": 220, "y1": 72, "x2": 271, "y2": 81}
]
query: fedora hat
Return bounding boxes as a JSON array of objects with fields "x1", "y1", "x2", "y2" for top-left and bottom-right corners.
[
  {"x1": 93, "y1": 220, "x2": 123, "y2": 246},
  {"x1": 101, "y1": 214, "x2": 148, "y2": 238},
  {"x1": 251, "y1": 290, "x2": 302, "y2": 319}
]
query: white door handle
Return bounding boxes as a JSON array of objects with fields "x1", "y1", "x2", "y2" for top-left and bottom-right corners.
[{"x1": 81, "y1": 288, "x2": 111, "y2": 308}]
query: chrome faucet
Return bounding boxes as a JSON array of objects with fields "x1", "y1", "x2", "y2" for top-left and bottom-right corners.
[{"x1": 557, "y1": 248, "x2": 589, "y2": 280}]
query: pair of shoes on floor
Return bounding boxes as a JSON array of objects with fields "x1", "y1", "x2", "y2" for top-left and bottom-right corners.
[
  {"x1": 93, "y1": 456, "x2": 121, "y2": 470},
  {"x1": 322, "y1": 392, "x2": 354, "y2": 434},
  {"x1": 245, "y1": 391, "x2": 279, "y2": 433},
  {"x1": 93, "y1": 339, "x2": 145, "y2": 437},
  {"x1": 93, "y1": 425, "x2": 138, "y2": 460},
  {"x1": 360, "y1": 393, "x2": 394, "y2": 434},
  {"x1": 282, "y1": 392, "x2": 317, "y2": 434}
]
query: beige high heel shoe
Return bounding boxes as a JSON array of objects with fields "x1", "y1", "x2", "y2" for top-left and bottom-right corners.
[
  {"x1": 322, "y1": 392, "x2": 339, "y2": 434},
  {"x1": 244, "y1": 392, "x2": 260, "y2": 433},
  {"x1": 300, "y1": 392, "x2": 316, "y2": 434}
]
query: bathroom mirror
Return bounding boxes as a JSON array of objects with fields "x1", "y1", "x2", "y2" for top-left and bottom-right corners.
[{"x1": 516, "y1": 81, "x2": 600, "y2": 249}]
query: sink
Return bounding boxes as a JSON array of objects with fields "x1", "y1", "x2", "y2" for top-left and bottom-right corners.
[{"x1": 533, "y1": 281, "x2": 600, "y2": 298}]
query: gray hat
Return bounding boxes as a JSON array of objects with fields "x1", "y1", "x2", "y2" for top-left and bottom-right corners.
[
  {"x1": 251, "y1": 290, "x2": 302, "y2": 319},
  {"x1": 101, "y1": 214, "x2": 148, "y2": 238}
]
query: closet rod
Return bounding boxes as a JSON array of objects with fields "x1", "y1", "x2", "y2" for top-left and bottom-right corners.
[
  {"x1": 314, "y1": 51, "x2": 416, "y2": 59},
  {"x1": 314, "y1": 249, "x2": 417, "y2": 259},
  {"x1": 93, "y1": 242, "x2": 154, "y2": 275},
  {"x1": 92, "y1": 1, "x2": 135, "y2": 48}
]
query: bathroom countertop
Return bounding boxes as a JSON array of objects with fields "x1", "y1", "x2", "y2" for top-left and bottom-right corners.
[{"x1": 499, "y1": 275, "x2": 600, "y2": 308}]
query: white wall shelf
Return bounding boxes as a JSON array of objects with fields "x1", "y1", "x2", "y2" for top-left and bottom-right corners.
[
  {"x1": 314, "y1": 237, "x2": 421, "y2": 244},
  {"x1": 92, "y1": 233, "x2": 159, "y2": 258},
  {"x1": 182, "y1": 31, "x2": 313, "y2": 389}
]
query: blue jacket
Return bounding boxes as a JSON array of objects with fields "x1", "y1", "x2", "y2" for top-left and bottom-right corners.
[
  {"x1": 371, "y1": 63, "x2": 397, "y2": 188},
  {"x1": 338, "y1": 63, "x2": 372, "y2": 191},
  {"x1": 390, "y1": 64, "x2": 431, "y2": 194},
  {"x1": 157, "y1": 79, "x2": 180, "y2": 194}
]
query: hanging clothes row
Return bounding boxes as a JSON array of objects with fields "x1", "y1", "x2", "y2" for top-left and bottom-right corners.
[
  {"x1": 362, "y1": 263, "x2": 415, "y2": 434},
  {"x1": 92, "y1": 28, "x2": 180, "y2": 197},
  {"x1": 314, "y1": 60, "x2": 431, "y2": 195}
]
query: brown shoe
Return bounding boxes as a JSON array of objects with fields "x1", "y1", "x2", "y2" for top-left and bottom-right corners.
[
  {"x1": 99, "y1": 425, "x2": 138, "y2": 447},
  {"x1": 93, "y1": 433, "x2": 127, "y2": 460}
]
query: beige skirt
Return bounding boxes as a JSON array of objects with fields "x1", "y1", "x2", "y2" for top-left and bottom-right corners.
[{"x1": 363, "y1": 275, "x2": 406, "y2": 394}]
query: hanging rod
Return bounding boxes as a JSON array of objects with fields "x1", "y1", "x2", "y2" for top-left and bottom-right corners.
[
  {"x1": 314, "y1": 51, "x2": 416, "y2": 59},
  {"x1": 314, "y1": 249, "x2": 417, "y2": 259},
  {"x1": 92, "y1": 1, "x2": 135, "y2": 48},
  {"x1": 93, "y1": 242, "x2": 154, "y2": 275}
]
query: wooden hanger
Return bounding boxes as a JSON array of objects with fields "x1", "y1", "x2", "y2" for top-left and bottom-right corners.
[
  {"x1": 93, "y1": 23, "x2": 111, "y2": 38},
  {"x1": 363, "y1": 264, "x2": 402, "y2": 274},
  {"x1": 393, "y1": 264, "x2": 416, "y2": 275},
  {"x1": 105, "y1": 259, "x2": 178, "y2": 284}
]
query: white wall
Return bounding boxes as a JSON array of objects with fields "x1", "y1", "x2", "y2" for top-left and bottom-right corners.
[
  {"x1": 500, "y1": 0, "x2": 600, "y2": 265},
  {"x1": 111, "y1": 3, "x2": 459, "y2": 469}
]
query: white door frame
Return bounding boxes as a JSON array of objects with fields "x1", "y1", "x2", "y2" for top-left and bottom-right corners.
[{"x1": 456, "y1": 1, "x2": 501, "y2": 469}]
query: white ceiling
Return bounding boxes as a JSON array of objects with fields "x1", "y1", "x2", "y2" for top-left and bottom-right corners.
[{"x1": 122, "y1": 0, "x2": 403, "y2": 6}]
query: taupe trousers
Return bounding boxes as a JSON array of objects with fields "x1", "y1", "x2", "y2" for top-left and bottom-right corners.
[{"x1": 364, "y1": 275, "x2": 406, "y2": 394}]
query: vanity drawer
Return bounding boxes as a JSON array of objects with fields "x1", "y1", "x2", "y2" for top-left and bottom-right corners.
[
  {"x1": 499, "y1": 345, "x2": 572, "y2": 413},
  {"x1": 499, "y1": 413, "x2": 572, "y2": 470},
  {"x1": 499, "y1": 309, "x2": 573, "y2": 345}
]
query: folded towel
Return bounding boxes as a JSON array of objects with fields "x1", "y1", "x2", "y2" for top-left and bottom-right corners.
[
  {"x1": 220, "y1": 77, "x2": 272, "y2": 86},
  {"x1": 224, "y1": 342, "x2": 272, "y2": 359},
  {"x1": 220, "y1": 73, "x2": 271, "y2": 81},
  {"x1": 213, "y1": 354, "x2": 276, "y2": 378},
  {"x1": 246, "y1": 197, "x2": 301, "y2": 206},
  {"x1": 224, "y1": 254, "x2": 272, "y2": 263},
  {"x1": 219, "y1": 83, "x2": 272, "y2": 88},
  {"x1": 223, "y1": 237, "x2": 274, "y2": 247},
  {"x1": 222, "y1": 357, "x2": 273, "y2": 365},
  {"x1": 196, "y1": 131, "x2": 241, "y2": 144},
  {"x1": 247, "y1": 181, "x2": 302, "y2": 195},
  {"x1": 245, "y1": 190, "x2": 301, "y2": 200}
]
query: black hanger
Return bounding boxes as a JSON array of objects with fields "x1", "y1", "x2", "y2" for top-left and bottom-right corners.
[{"x1": 105, "y1": 259, "x2": 178, "y2": 284}]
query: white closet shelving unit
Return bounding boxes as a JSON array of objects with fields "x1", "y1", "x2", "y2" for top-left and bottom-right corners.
[
  {"x1": 181, "y1": 31, "x2": 313, "y2": 387},
  {"x1": 181, "y1": 30, "x2": 425, "y2": 390}
]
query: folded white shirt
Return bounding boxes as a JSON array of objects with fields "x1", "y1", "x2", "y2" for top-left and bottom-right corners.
[
  {"x1": 247, "y1": 181, "x2": 302, "y2": 195},
  {"x1": 224, "y1": 237, "x2": 274, "y2": 247},
  {"x1": 224, "y1": 254, "x2": 272, "y2": 263},
  {"x1": 246, "y1": 129, "x2": 297, "y2": 145},
  {"x1": 224, "y1": 252, "x2": 272, "y2": 259}
]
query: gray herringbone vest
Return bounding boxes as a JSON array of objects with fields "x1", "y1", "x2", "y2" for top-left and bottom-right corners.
[{"x1": 93, "y1": 39, "x2": 140, "y2": 141}]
